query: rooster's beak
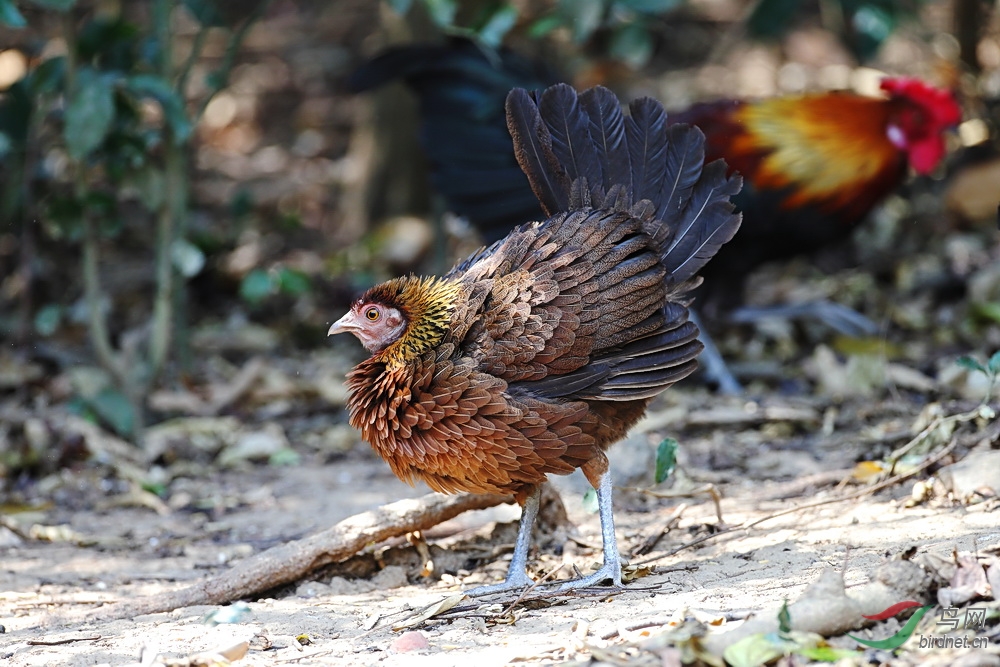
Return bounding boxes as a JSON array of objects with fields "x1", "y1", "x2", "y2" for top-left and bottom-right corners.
[{"x1": 328, "y1": 311, "x2": 360, "y2": 336}]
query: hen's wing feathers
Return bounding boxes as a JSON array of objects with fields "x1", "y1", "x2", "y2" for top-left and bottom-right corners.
[
  {"x1": 459, "y1": 85, "x2": 742, "y2": 401},
  {"x1": 659, "y1": 160, "x2": 743, "y2": 283},
  {"x1": 511, "y1": 315, "x2": 702, "y2": 401},
  {"x1": 506, "y1": 89, "x2": 570, "y2": 215},
  {"x1": 651, "y1": 125, "x2": 706, "y2": 246},
  {"x1": 538, "y1": 85, "x2": 605, "y2": 207},
  {"x1": 624, "y1": 98, "x2": 668, "y2": 210},
  {"x1": 579, "y1": 87, "x2": 630, "y2": 203}
]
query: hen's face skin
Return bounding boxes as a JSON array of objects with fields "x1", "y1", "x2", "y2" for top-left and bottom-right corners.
[{"x1": 328, "y1": 302, "x2": 406, "y2": 353}]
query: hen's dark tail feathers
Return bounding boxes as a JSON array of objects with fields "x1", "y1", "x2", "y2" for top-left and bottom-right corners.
[{"x1": 506, "y1": 84, "x2": 742, "y2": 283}]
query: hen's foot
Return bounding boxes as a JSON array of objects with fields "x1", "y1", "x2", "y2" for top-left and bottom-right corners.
[
  {"x1": 462, "y1": 569, "x2": 535, "y2": 597},
  {"x1": 555, "y1": 560, "x2": 624, "y2": 592}
]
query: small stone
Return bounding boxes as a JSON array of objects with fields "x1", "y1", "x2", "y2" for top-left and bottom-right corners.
[{"x1": 390, "y1": 631, "x2": 429, "y2": 653}]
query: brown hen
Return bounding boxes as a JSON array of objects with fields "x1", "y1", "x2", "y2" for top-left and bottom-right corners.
[{"x1": 328, "y1": 84, "x2": 741, "y2": 593}]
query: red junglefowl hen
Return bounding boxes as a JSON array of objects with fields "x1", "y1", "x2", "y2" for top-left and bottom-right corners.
[{"x1": 328, "y1": 84, "x2": 741, "y2": 593}]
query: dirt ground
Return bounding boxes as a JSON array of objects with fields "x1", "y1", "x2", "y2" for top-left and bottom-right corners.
[{"x1": 2, "y1": 387, "x2": 999, "y2": 667}]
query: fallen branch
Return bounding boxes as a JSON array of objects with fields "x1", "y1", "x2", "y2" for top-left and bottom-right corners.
[
  {"x1": 700, "y1": 559, "x2": 939, "y2": 655},
  {"x1": 68, "y1": 492, "x2": 511, "y2": 625}
]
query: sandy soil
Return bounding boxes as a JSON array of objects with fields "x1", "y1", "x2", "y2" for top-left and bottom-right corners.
[{"x1": 2, "y1": 390, "x2": 998, "y2": 667}]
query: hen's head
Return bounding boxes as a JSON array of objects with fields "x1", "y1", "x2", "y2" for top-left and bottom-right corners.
[
  {"x1": 881, "y1": 77, "x2": 961, "y2": 175},
  {"x1": 329, "y1": 276, "x2": 461, "y2": 360}
]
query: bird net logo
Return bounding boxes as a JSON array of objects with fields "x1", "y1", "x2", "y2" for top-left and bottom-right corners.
[{"x1": 848, "y1": 601, "x2": 990, "y2": 650}]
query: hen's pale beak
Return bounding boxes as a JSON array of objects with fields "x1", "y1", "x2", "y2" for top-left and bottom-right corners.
[{"x1": 328, "y1": 311, "x2": 361, "y2": 336}]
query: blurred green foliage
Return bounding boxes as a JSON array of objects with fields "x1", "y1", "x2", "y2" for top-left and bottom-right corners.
[
  {"x1": 748, "y1": 0, "x2": 922, "y2": 61},
  {"x1": 387, "y1": 0, "x2": 922, "y2": 67},
  {"x1": 0, "y1": 0, "x2": 268, "y2": 438}
]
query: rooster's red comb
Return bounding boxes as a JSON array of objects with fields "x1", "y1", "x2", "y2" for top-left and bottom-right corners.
[{"x1": 880, "y1": 77, "x2": 961, "y2": 128}]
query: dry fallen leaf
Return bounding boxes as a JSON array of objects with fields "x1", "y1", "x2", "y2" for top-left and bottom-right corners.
[
  {"x1": 938, "y1": 554, "x2": 991, "y2": 607},
  {"x1": 391, "y1": 593, "x2": 466, "y2": 631}
]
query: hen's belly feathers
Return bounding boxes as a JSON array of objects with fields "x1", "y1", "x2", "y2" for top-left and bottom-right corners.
[{"x1": 346, "y1": 349, "x2": 653, "y2": 497}]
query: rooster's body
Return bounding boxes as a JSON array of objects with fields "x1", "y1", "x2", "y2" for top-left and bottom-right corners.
[
  {"x1": 671, "y1": 80, "x2": 961, "y2": 307},
  {"x1": 330, "y1": 84, "x2": 740, "y2": 592}
]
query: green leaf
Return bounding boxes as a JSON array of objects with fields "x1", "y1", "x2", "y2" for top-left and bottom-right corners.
[
  {"x1": 34, "y1": 304, "x2": 62, "y2": 336},
  {"x1": 797, "y1": 646, "x2": 857, "y2": 662},
  {"x1": 182, "y1": 0, "x2": 226, "y2": 26},
  {"x1": 269, "y1": 448, "x2": 301, "y2": 466},
  {"x1": 424, "y1": 0, "x2": 457, "y2": 28},
  {"x1": 615, "y1": 0, "x2": 680, "y2": 13},
  {"x1": 90, "y1": 387, "x2": 135, "y2": 438},
  {"x1": 654, "y1": 437, "x2": 677, "y2": 484},
  {"x1": 723, "y1": 633, "x2": 784, "y2": 667},
  {"x1": 582, "y1": 488, "x2": 599, "y2": 514},
  {"x1": 76, "y1": 16, "x2": 139, "y2": 64},
  {"x1": 562, "y1": 0, "x2": 604, "y2": 42},
  {"x1": 777, "y1": 599, "x2": 792, "y2": 635},
  {"x1": 141, "y1": 481, "x2": 168, "y2": 497},
  {"x1": 0, "y1": 80, "x2": 33, "y2": 148},
  {"x1": 64, "y1": 69, "x2": 115, "y2": 159},
  {"x1": 276, "y1": 267, "x2": 311, "y2": 296},
  {"x1": 956, "y1": 355, "x2": 987, "y2": 376},
  {"x1": 528, "y1": 14, "x2": 563, "y2": 38},
  {"x1": 971, "y1": 301, "x2": 1000, "y2": 324},
  {"x1": 0, "y1": 0, "x2": 27, "y2": 28},
  {"x1": 28, "y1": 57, "x2": 66, "y2": 96},
  {"x1": 126, "y1": 74, "x2": 192, "y2": 142},
  {"x1": 240, "y1": 269, "x2": 275, "y2": 304},
  {"x1": 477, "y1": 4, "x2": 518, "y2": 48},
  {"x1": 171, "y1": 239, "x2": 206, "y2": 278},
  {"x1": 849, "y1": 605, "x2": 932, "y2": 649},
  {"x1": 988, "y1": 350, "x2": 1000, "y2": 376},
  {"x1": 608, "y1": 21, "x2": 653, "y2": 68},
  {"x1": 386, "y1": 0, "x2": 414, "y2": 14},
  {"x1": 26, "y1": 0, "x2": 77, "y2": 10},
  {"x1": 747, "y1": 0, "x2": 801, "y2": 40}
]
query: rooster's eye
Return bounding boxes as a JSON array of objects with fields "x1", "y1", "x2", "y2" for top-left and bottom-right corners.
[{"x1": 365, "y1": 307, "x2": 380, "y2": 321}]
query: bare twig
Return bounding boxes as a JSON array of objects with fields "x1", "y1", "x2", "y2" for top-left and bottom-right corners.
[
  {"x1": 176, "y1": 26, "x2": 208, "y2": 95},
  {"x1": 193, "y1": 2, "x2": 272, "y2": 123},
  {"x1": 28, "y1": 635, "x2": 101, "y2": 646},
  {"x1": 63, "y1": 492, "x2": 511, "y2": 626},
  {"x1": 628, "y1": 483, "x2": 724, "y2": 523},
  {"x1": 888, "y1": 403, "x2": 994, "y2": 471}
]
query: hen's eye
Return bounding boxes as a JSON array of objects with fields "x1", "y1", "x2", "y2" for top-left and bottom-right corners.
[{"x1": 365, "y1": 307, "x2": 380, "y2": 321}]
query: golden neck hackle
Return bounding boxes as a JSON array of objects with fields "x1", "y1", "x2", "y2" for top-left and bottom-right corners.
[{"x1": 371, "y1": 276, "x2": 463, "y2": 370}]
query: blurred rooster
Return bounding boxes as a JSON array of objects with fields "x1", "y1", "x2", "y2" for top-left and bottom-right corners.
[{"x1": 672, "y1": 78, "x2": 962, "y2": 314}]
